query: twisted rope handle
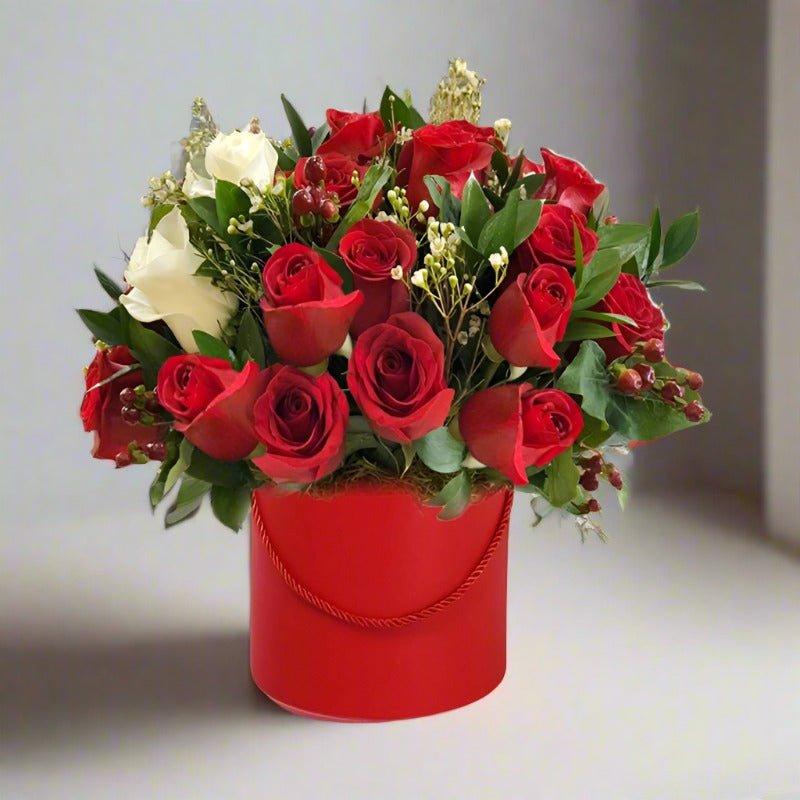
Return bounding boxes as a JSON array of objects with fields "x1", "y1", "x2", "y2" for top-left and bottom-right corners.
[{"x1": 251, "y1": 489, "x2": 513, "y2": 630}]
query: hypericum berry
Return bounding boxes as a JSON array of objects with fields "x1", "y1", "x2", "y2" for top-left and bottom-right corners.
[
  {"x1": 121, "y1": 406, "x2": 140, "y2": 424},
  {"x1": 319, "y1": 198, "x2": 338, "y2": 222},
  {"x1": 684, "y1": 370, "x2": 704, "y2": 391},
  {"x1": 580, "y1": 454, "x2": 602, "y2": 473},
  {"x1": 633, "y1": 363, "x2": 656, "y2": 390},
  {"x1": 291, "y1": 187, "x2": 316, "y2": 216},
  {"x1": 642, "y1": 338, "x2": 665, "y2": 362},
  {"x1": 303, "y1": 155, "x2": 327, "y2": 185},
  {"x1": 114, "y1": 449, "x2": 132, "y2": 468},
  {"x1": 119, "y1": 387, "x2": 136, "y2": 405},
  {"x1": 617, "y1": 368, "x2": 643, "y2": 395},
  {"x1": 309, "y1": 185, "x2": 326, "y2": 212},
  {"x1": 607, "y1": 468, "x2": 623, "y2": 490},
  {"x1": 145, "y1": 441, "x2": 167, "y2": 461},
  {"x1": 684, "y1": 400, "x2": 705, "y2": 422},
  {"x1": 661, "y1": 381, "x2": 684, "y2": 403},
  {"x1": 580, "y1": 471, "x2": 600, "y2": 491},
  {"x1": 586, "y1": 498, "x2": 601, "y2": 513},
  {"x1": 144, "y1": 394, "x2": 160, "y2": 413}
]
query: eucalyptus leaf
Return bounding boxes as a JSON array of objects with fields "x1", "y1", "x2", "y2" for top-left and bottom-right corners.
[
  {"x1": 429, "y1": 471, "x2": 472, "y2": 520},
  {"x1": 415, "y1": 427, "x2": 465, "y2": 474},
  {"x1": 165, "y1": 475, "x2": 210, "y2": 527}
]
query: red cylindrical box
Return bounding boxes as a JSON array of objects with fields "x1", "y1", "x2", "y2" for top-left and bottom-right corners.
[{"x1": 249, "y1": 484, "x2": 512, "y2": 721}]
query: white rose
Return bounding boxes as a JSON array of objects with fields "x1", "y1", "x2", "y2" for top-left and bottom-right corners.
[
  {"x1": 182, "y1": 162, "x2": 215, "y2": 199},
  {"x1": 120, "y1": 207, "x2": 237, "y2": 352},
  {"x1": 204, "y1": 129, "x2": 278, "y2": 190}
]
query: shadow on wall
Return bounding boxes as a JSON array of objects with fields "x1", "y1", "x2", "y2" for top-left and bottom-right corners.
[
  {"x1": 1, "y1": 631, "x2": 297, "y2": 758},
  {"x1": 633, "y1": 2, "x2": 767, "y2": 501}
]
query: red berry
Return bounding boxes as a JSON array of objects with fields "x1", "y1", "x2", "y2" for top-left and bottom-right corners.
[
  {"x1": 580, "y1": 454, "x2": 602, "y2": 473},
  {"x1": 607, "y1": 468, "x2": 623, "y2": 490},
  {"x1": 617, "y1": 368, "x2": 643, "y2": 395},
  {"x1": 661, "y1": 381, "x2": 684, "y2": 403},
  {"x1": 144, "y1": 394, "x2": 160, "y2": 413},
  {"x1": 291, "y1": 188, "x2": 315, "y2": 216},
  {"x1": 633, "y1": 363, "x2": 656, "y2": 390},
  {"x1": 309, "y1": 185, "x2": 326, "y2": 211},
  {"x1": 303, "y1": 155, "x2": 327, "y2": 185},
  {"x1": 119, "y1": 387, "x2": 135, "y2": 405},
  {"x1": 580, "y1": 471, "x2": 600, "y2": 491},
  {"x1": 319, "y1": 198, "x2": 338, "y2": 221},
  {"x1": 121, "y1": 406, "x2": 140, "y2": 424},
  {"x1": 642, "y1": 338, "x2": 665, "y2": 362},
  {"x1": 145, "y1": 441, "x2": 167, "y2": 461},
  {"x1": 114, "y1": 450, "x2": 132, "y2": 468},
  {"x1": 604, "y1": 215, "x2": 618, "y2": 225},
  {"x1": 685, "y1": 370, "x2": 704, "y2": 391},
  {"x1": 586, "y1": 498, "x2": 601, "y2": 513},
  {"x1": 684, "y1": 400, "x2": 705, "y2": 422}
]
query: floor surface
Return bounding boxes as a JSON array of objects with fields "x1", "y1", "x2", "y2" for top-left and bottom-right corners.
[{"x1": 2, "y1": 491, "x2": 798, "y2": 799}]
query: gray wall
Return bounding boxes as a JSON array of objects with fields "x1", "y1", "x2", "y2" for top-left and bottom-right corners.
[{"x1": 0, "y1": 0, "x2": 766, "y2": 528}]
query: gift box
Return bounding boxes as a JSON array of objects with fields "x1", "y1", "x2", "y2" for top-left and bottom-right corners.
[{"x1": 250, "y1": 484, "x2": 513, "y2": 721}]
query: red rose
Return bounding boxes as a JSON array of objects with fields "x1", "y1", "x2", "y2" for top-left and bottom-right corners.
[
  {"x1": 535, "y1": 148, "x2": 605, "y2": 216},
  {"x1": 488, "y1": 263, "x2": 575, "y2": 369},
  {"x1": 80, "y1": 345, "x2": 165, "y2": 463},
  {"x1": 347, "y1": 312, "x2": 454, "y2": 443},
  {"x1": 157, "y1": 355, "x2": 267, "y2": 461},
  {"x1": 252, "y1": 365, "x2": 348, "y2": 484},
  {"x1": 338, "y1": 219, "x2": 418, "y2": 337},
  {"x1": 260, "y1": 243, "x2": 363, "y2": 367},
  {"x1": 459, "y1": 385, "x2": 583, "y2": 485},
  {"x1": 294, "y1": 153, "x2": 365, "y2": 207},
  {"x1": 317, "y1": 109, "x2": 394, "y2": 164},
  {"x1": 397, "y1": 120, "x2": 496, "y2": 209},
  {"x1": 595, "y1": 273, "x2": 665, "y2": 361},
  {"x1": 518, "y1": 204, "x2": 599, "y2": 270}
]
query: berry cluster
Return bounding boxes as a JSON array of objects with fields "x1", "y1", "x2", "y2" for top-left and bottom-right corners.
[
  {"x1": 291, "y1": 156, "x2": 340, "y2": 224},
  {"x1": 114, "y1": 385, "x2": 166, "y2": 467},
  {"x1": 576, "y1": 452, "x2": 624, "y2": 514},
  {"x1": 614, "y1": 338, "x2": 705, "y2": 423}
]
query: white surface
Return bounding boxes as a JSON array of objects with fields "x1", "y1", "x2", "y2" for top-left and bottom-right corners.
[{"x1": 3, "y1": 492, "x2": 799, "y2": 799}]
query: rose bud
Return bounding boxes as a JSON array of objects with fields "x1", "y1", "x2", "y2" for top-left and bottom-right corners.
[
  {"x1": 347, "y1": 312, "x2": 455, "y2": 444},
  {"x1": 535, "y1": 147, "x2": 605, "y2": 216},
  {"x1": 80, "y1": 345, "x2": 165, "y2": 462},
  {"x1": 317, "y1": 108, "x2": 395, "y2": 164},
  {"x1": 157, "y1": 355, "x2": 268, "y2": 461},
  {"x1": 294, "y1": 153, "x2": 365, "y2": 208},
  {"x1": 252, "y1": 365, "x2": 348, "y2": 484},
  {"x1": 260, "y1": 243, "x2": 363, "y2": 367},
  {"x1": 488, "y1": 263, "x2": 575, "y2": 370},
  {"x1": 458, "y1": 385, "x2": 583, "y2": 485},
  {"x1": 594, "y1": 273, "x2": 665, "y2": 362},
  {"x1": 338, "y1": 219, "x2": 418, "y2": 337},
  {"x1": 396, "y1": 120, "x2": 496, "y2": 210}
]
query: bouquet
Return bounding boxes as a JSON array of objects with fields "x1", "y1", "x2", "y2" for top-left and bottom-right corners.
[{"x1": 78, "y1": 60, "x2": 709, "y2": 536}]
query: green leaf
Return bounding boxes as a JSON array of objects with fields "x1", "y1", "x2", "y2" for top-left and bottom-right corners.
[
  {"x1": 556, "y1": 340, "x2": 611, "y2": 421},
  {"x1": 571, "y1": 309, "x2": 636, "y2": 327},
  {"x1": 605, "y1": 393, "x2": 709, "y2": 440},
  {"x1": 148, "y1": 203, "x2": 175, "y2": 235},
  {"x1": 415, "y1": 427, "x2": 465, "y2": 474},
  {"x1": 516, "y1": 172, "x2": 546, "y2": 196},
  {"x1": 313, "y1": 245, "x2": 353, "y2": 293},
  {"x1": 429, "y1": 471, "x2": 472, "y2": 520},
  {"x1": 77, "y1": 308, "x2": 124, "y2": 344},
  {"x1": 503, "y1": 151, "x2": 526, "y2": 193},
  {"x1": 573, "y1": 222, "x2": 585, "y2": 288},
  {"x1": 562, "y1": 320, "x2": 617, "y2": 342},
  {"x1": 598, "y1": 223, "x2": 650, "y2": 249},
  {"x1": 148, "y1": 432, "x2": 181, "y2": 508},
  {"x1": 579, "y1": 413, "x2": 612, "y2": 448},
  {"x1": 661, "y1": 211, "x2": 699, "y2": 269},
  {"x1": 186, "y1": 196, "x2": 223, "y2": 234},
  {"x1": 379, "y1": 86, "x2": 425, "y2": 130},
  {"x1": 460, "y1": 174, "x2": 491, "y2": 245},
  {"x1": 573, "y1": 249, "x2": 623, "y2": 311},
  {"x1": 646, "y1": 206, "x2": 662, "y2": 269},
  {"x1": 491, "y1": 150, "x2": 509, "y2": 185},
  {"x1": 478, "y1": 190, "x2": 542, "y2": 257},
  {"x1": 280, "y1": 94, "x2": 312, "y2": 157},
  {"x1": 646, "y1": 279, "x2": 706, "y2": 292},
  {"x1": 192, "y1": 330, "x2": 232, "y2": 361},
  {"x1": 124, "y1": 314, "x2": 181, "y2": 385},
  {"x1": 210, "y1": 485, "x2": 251, "y2": 532},
  {"x1": 215, "y1": 180, "x2": 251, "y2": 231},
  {"x1": 311, "y1": 122, "x2": 330, "y2": 153},
  {"x1": 274, "y1": 144, "x2": 297, "y2": 172},
  {"x1": 543, "y1": 449, "x2": 580, "y2": 508},
  {"x1": 345, "y1": 430, "x2": 379, "y2": 457},
  {"x1": 328, "y1": 163, "x2": 392, "y2": 248},
  {"x1": 165, "y1": 475, "x2": 210, "y2": 528},
  {"x1": 93, "y1": 266, "x2": 124, "y2": 301},
  {"x1": 423, "y1": 175, "x2": 449, "y2": 208},
  {"x1": 236, "y1": 310, "x2": 266, "y2": 368},
  {"x1": 185, "y1": 449, "x2": 252, "y2": 487}
]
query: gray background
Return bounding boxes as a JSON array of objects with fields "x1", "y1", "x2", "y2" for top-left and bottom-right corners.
[{"x1": 0, "y1": 0, "x2": 766, "y2": 530}]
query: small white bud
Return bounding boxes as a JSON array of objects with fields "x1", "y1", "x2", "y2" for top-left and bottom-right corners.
[
  {"x1": 418, "y1": 200, "x2": 430, "y2": 214},
  {"x1": 390, "y1": 266, "x2": 404, "y2": 280}
]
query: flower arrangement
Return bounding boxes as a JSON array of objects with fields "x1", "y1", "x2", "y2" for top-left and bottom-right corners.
[{"x1": 79, "y1": 60, "x2": 709, "y2": 536}]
